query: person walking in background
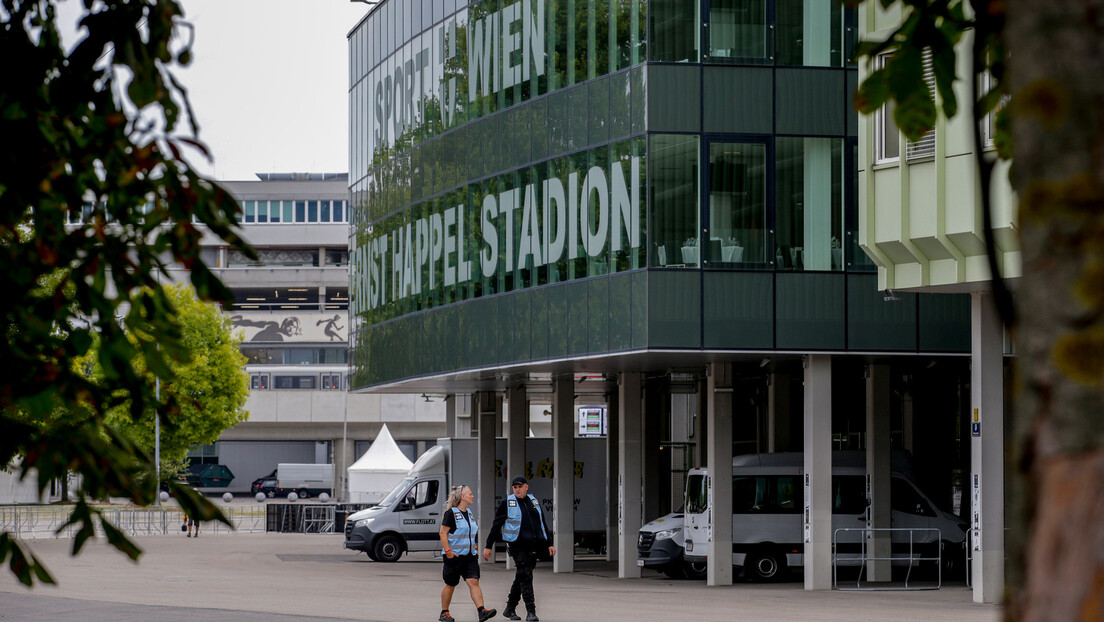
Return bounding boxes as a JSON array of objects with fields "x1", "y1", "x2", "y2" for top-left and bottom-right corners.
[
  {"x1": 439, "y1": 485, "x2": 497, "y2": 622},
  {"x1": 482, "y1": 477, "x2": 555, "y2": 622},
  {"x1": 186, "y1": 516, "x2": 198, "y2": 538}
]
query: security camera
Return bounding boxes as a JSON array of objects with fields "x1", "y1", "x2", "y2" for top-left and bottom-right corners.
[{"x1": 883, "y1": 288, "x2": 901, "y2": 302}]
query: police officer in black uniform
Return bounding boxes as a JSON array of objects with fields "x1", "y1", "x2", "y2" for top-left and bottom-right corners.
[{"x1": 482, "y1": 476, "x2": 555, "y2": 622}]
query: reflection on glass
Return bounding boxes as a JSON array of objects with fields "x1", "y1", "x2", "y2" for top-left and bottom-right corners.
[
  {"x1": 776, "y1": 0, "x2": 843, "y2": 67},
  {"x1": 775, "y1": 138, "x2": 843, "y2": 271},
  {"x1": 649, "y1": 0, "x2": 699, "y2": 62},
  {"x1": 708, "y1": 0, "x2": 767, "y2": 60},
  {"x1": 708, "y1": 142, "x2": 766, "y2": 265},
  {"x1": 648, "y1": 134, "x2": 699, "y2": 268}
]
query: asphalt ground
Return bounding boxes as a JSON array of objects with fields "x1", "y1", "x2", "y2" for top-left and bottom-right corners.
[{"x1": 0, "y1": 532, "x2": 1002, "y2": 622}]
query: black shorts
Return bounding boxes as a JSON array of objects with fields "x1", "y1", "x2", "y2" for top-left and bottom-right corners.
[{"x1": 442, "y1": 554, "x2": 480, "y2": 586}]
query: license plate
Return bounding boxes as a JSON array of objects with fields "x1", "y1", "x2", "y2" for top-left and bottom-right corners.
[{"x1": 636, "y1": 559, "x2": 644, "y2": 567}]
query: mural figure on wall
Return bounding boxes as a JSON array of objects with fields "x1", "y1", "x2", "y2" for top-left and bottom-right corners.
[
  {"x1": 316, "y1": 314, "x2": 345, "y2": 341},
  {"x1": 230, "y1": 315, "x2": 302, "y2": 342}
]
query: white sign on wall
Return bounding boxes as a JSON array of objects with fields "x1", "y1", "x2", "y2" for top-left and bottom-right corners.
[{"x1": 230, "y1": 311, "x2": 347, "y2": 343}]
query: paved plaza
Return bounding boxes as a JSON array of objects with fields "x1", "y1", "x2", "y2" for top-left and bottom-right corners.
[{"x1": 0, "y1": 532, "x2": 1002, "y2": 622}]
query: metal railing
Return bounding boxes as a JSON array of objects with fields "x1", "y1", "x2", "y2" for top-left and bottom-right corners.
[
  {"x1": 832, "y1": 527, "x2": 942, "y2": 591},
  {"x1": 1, "y1": 505, "x2": 267, "y2": 540}
]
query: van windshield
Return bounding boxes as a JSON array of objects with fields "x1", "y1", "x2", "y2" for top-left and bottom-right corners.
[
  {"x1": 685, "y1": 474, "x2": 708, "y2": 514},
  {"x1": 377, "y1": 477, "x2": 416, "y2": 508}
]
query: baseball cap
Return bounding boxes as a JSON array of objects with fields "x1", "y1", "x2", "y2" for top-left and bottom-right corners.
[{"x1": 511, "y1": 476, "x2": 528, "y2": 486}]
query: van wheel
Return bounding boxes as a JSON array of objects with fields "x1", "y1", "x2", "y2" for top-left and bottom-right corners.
[
  {"x1": 297, "y1": 489, "x2": 310, "y2": 499},
  {"x1": 374, "y1": 535, "x2": 403, "y2": 563},
  {"x1": 683, "y1": 560, "x2": 707, "y2": 580},
  {"x1": 266, "y1": 491, "x2": 275, "y2": 498},
  {"x1": 745, "y1": 550, "x2": 784, "y2": 582}
]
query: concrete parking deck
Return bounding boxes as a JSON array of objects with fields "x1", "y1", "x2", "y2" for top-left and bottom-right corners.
[{"x1": 0, "y1": 533, "x2": 1002, "y2": 622}]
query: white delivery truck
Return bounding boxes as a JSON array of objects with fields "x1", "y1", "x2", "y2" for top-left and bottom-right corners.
[
  {"x1": 255, "y1": 463, "x2": 334, "y2": 498},
  {"x1": 344, "y1": 437, "x2": 606, "y2": 562},
  {"x1": 682, "y1": 452, "x2": 967, "y2": 581}
]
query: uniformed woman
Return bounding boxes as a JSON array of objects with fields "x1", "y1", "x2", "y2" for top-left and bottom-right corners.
[{"x1": 438, "y1": 485, "x2": 497, "y2": 622}]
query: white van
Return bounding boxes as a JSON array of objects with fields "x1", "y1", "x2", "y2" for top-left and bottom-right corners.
[{"x1": 682, "y1": 452, "x2": 967, "y2": 581}]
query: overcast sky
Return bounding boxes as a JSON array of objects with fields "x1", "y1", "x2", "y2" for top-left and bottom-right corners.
[{"x1": 60, "y1": 0, "x2": 370, "y2": 181}]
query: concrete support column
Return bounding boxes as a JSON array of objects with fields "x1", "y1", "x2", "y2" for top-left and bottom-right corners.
[
  {"x1": 971, "y1": 290, "x2": 1005, "y2": 603},
  {"x1": 606, "y1": 389, "x2": 619, "y2": 563},
  {"x1": 642, "y1": 381, "x2": 665, "y2": 519},
  {"x1": 803, "y1": 354, "x2": 832, "y2": 590},
  {"x1": 475, "y1": 391, "x2": 500, "y2": 565},
  {"x1": 507, "y1": 384, "x2": 527, "y2": 485},
  {"x1": 617, "y1": 372, "x2": 642, "y2": 578},
  {"x1": 695, "y1": 379, "x2": 707, "y2": 467},
  {"x1": 552, "y1": 377, "x2": 574, "y2": 573},
  {"x1": 445, "y1": 394, "x2": 457, "y2": 438},
  {"x1": 334, "y1": 436, "x2": 356, "y2": 502},
  {"x1": 865, "y1": 363, "x2": 892, "y2": 582},
  {"x1": 768, "y1": 372, "x2": 792, "y2": 452},
  {"x1": 706, "y1": 363, "x2": 734, "y2": 586}
]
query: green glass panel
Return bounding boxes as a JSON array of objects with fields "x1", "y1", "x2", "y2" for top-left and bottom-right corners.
[
  {"x1": 703, "y1": 272, "x2": 773, "y2": 348},
  {"x1": 588, "y1": 277, "x2": 610, "y2": 353},
  {"x1": 918, "y1": 292, "x2": 971, "y2": 352},
  {"x1": 775, "y1": 273, "x2": 845, "y2": 349},
  {"x1": 846, "y1": 274, "x2": 917, "y2": 351},
  {"x1": 568, "y1": 84, "x2": 588, "y2": 151},
  {"x1": 776, "y1": 69, "x2": 846, "y2": 136},
  {"x1": 547, "y1": 283, "x2": 569, "y2": 357},
  {"x1": 648, "y1": 65, "x2": 700, "y2": 133},
  {"x1": 531, "y1": 288, "x2": 550, "y2": 359},
  {"x1": 567, "y1": 280, "x2": 589, "y2": 355},
  {"x1": 647, "y1": 271, "x2": 700, "y2": 348},
  {"x1": 588, "y1": 76, "x2": 611, "y2": 145},
  {"x1": 702, "y1": 67, "x2": 772, "y2": 134},
  {"x1": 610, "y1": 71, "x2": 631, "y2": 140},
  {"x1": 609, "y1": 272, "x2": 632, "y2": 351}
]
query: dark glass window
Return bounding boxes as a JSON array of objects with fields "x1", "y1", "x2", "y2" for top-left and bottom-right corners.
[
  {"x1": 648, "y1": 134, "x2": 699, "y2": 268},
  {"x1": 708, "y1": 141, "x2": 768, "y2": 266},
  {"x1": 892, "y1": 477, "x2": 936, "y2": 516},
  {"x1": 832, "y1": 475, "x2": 867, "y2": 514},
  {"x1": 649, "y1": 0, "x2": 699, "y2": 62}
]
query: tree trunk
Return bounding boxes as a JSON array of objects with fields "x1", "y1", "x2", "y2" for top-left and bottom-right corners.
[{"x1": 1005, "y1": 0, "x2": 1104, "y2": 620}]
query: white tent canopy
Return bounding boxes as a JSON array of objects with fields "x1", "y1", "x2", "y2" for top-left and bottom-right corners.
[{"x1": 347, "y1": 424, "x2": 414, "y2": 504}]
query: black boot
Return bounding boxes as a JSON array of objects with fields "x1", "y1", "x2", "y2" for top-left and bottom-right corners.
[
  {"x1": 502, "y1": 606, "x2": 521, "y2": 621},
  {"x1": 525, "y1": 611, "x2": 539, "y2": 622},
  {"x1": 478, "y1": 606, "x2": 498, "y2": 621}
]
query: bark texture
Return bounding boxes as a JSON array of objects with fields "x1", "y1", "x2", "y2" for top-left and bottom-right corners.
[{"x1": 1005, "y1": 0, "x2": 1104, "y2": 619}]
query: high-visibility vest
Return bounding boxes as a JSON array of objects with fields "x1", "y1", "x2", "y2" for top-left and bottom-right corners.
[
  {"x1": 503, "y1": 494, "x2": 546, "y2": 542},
  {"x1": 444, "y1": 507, "x2": 477, "y2": 555}
]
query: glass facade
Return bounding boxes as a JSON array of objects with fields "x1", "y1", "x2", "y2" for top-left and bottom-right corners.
[{"x1": 348, "y1": 0, "x2": 965, "y2": 389}]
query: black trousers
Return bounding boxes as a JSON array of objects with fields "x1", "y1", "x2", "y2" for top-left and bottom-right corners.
[{"x1": 506, "y1": 544, "x2": 541, "y2": 611}]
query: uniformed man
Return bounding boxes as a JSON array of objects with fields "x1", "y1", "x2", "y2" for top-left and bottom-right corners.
[{"x1": 482, "y1": 476, "x2": 555, "y2": 622}]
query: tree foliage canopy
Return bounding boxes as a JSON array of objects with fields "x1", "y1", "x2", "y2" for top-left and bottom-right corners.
[
  {"x1": 0, "y1": 0, "x2": 254, "y2": 586},
  {"x1": 99, "y1": 283, "x2": 250, "y2": 469}
]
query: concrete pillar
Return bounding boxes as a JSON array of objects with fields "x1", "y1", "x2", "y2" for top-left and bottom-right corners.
[
  {"x1": 865, "y1": 363, "x2": 892, "y2": 582},
  {"x1": 445, "y1": 394, "x2": 457, "y2": 438},
  {"x1": 606, "y1": 389, "x2": 619, "y2": 563},
  {"x1": 706, "y1": 363, "x2": 734, "y2": 586},
  {"x1": 476, "y1": 391, "x2": 499, "y2": 564},
  {"x1": 768, "y1": 372, "x2": 792, "y2": 452},
  {"x1": 695, "y1": 379, "x2": 707, "y2": 467},
  {"x1": 552, "y1": 377, "x2": 574, "y2": 573},
  {"x1": 803, "y1": 354, "x2": 832, "y2": 590},
  {"x1": 971, "y1": 290, "x2": 1004, "y2": 603},
  {"x1": 507, "y1": 384, "x2": 527, "y2": 486},
  {"x1": 642, "y1": 380, "x2": 665, "y2": 519},
  {"x1": 617, "y1": 372, "x2": 642, "y2": 578},
  {"x1": 334, "y1": 436, "x2": 356, "y2": 502}
]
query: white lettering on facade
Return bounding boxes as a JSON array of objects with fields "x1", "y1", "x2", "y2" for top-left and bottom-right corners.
[{"x1": 356, "y1": 157, "x2": 641, "y2": 314}]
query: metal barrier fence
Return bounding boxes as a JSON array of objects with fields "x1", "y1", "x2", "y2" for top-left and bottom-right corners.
[
  {"x1": 832, "y1": 527, "x2": 943, "y2": 591},
  {"x1": 264, "y1": 504, "x2": 336, "y2": 534},
  {"x1": 0, "y1": 505, "x2": 267, "y2": 540}
]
